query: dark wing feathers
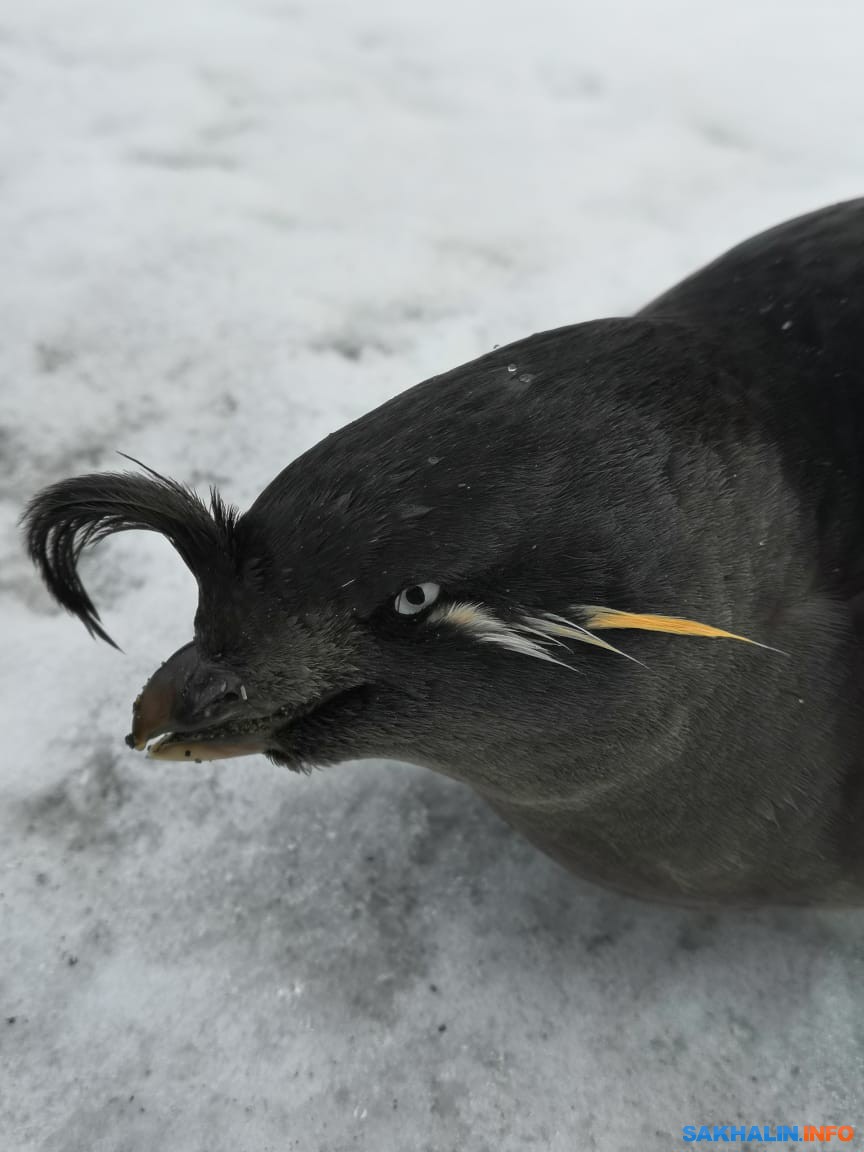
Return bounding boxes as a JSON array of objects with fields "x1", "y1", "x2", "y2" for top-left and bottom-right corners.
[{"x1": 21, "y1": 466, "x2": 239, "y2": 647}]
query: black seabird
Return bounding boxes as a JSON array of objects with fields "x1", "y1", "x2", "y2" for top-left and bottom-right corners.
[{"x1": 23, "y1": 199, "x2": 864, "y2": 906}]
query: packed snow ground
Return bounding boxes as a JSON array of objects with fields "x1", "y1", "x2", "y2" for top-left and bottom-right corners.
[{"x1": 2, "y1": 1, "x2": 864, "y2": 1149}]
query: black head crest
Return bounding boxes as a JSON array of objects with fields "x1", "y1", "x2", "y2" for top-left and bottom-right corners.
[{"x1": 21, "y1": 459, "x2": 240, "y2": 647}]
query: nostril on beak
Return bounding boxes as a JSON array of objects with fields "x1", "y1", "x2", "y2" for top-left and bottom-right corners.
[
  {"x1": 184, "y1": 671, "x2": 247, "y2": 724},
  {"x1": 200, "y1": 688, "x2": 240, "y2": 718}
]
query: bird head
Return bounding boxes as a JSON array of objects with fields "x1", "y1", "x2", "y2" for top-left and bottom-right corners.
[{"x1": 22, "y1": 325, "x2": 770, "y2": 793}]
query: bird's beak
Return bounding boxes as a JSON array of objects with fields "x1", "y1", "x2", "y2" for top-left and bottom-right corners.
[{"x1": 127, "y1": 641, "x2": 269, "y2": 761}]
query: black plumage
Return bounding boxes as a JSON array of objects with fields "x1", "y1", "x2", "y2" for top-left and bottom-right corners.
[{"x1": 22, "y1": 199, "x2": 864, "y2": 906}]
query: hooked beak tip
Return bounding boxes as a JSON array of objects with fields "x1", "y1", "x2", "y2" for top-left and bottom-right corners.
[{"x1": 130, "y1": 682, "x2": 178, "y2": 750}]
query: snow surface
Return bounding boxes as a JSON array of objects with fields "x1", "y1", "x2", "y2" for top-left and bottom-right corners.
[{"x1": 2, "y1": 1, "x2": 864, "y2": 1148}]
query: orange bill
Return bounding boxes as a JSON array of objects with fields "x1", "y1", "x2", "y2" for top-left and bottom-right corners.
[{"x1": 146, "y1": 736, "x2": 269, "y2": 762}]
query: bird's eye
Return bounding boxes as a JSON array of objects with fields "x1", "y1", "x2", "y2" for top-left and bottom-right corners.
[{"x1": 394, "y1": 582, "x2": 441, "y2": 616}]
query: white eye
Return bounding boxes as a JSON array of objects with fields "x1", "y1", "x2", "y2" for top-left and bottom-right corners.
[{"x1": 394, "y1": 582, "x2": 441, "y2": 616}]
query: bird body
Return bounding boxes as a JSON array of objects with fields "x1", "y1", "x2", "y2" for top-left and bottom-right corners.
[{"x1": 24, "y1": 199, "x2": 864, "y2": 906}]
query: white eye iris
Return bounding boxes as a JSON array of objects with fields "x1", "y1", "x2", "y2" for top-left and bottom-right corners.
[{"x1": 394, "y1": 582, "x2": 440, "y2": 616}]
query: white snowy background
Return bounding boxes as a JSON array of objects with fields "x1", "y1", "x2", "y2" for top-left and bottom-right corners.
[{"x1": 2, "y1": 1, "x2": 863, "y2": 1149}]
